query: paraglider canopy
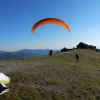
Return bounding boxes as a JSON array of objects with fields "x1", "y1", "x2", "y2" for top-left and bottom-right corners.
[{"x1": 31, "y1": 18, "x2": 70, "y2": 33}]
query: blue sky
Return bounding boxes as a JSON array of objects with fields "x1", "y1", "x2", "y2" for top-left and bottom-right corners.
[{"x1": 0, "y1": 0, "x2": 100, "y2": 51}]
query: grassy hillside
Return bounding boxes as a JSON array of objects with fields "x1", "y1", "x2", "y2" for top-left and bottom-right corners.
[{"x1": 0, "y1": 49, "x2": 100, "y2": 100}]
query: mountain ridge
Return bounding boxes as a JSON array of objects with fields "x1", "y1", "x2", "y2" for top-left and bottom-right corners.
[{"x1": 0, "y1": 49, "x2": 54, "y2": 60}]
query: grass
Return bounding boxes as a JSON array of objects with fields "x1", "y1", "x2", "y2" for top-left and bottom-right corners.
[{"x1": 0, "y1": 49, "x2": 100, "y2": 100}]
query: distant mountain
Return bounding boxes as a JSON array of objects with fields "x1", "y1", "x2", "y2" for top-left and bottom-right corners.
[
  {"x1": 17, "y1": 49, "x2": 50, "y2": 57},
  {"x1": 0, "y1": 49, "x2": 58, "y2": 60}
]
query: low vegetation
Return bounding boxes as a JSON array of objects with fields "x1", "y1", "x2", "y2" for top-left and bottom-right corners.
[{"x1": 0, "y1": 49, "x2": 100, "y2": 100}]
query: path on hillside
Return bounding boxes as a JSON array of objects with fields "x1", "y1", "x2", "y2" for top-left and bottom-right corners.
[{"x1": 0, "y1": 61, "x2": 43, "y2": 74}]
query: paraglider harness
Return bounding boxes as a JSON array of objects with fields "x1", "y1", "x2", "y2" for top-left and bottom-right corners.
[{"x1": 0, "y1": 83, "x2": 9, "y2": 95}]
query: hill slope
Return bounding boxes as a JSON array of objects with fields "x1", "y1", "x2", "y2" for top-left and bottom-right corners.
[{"x1": 0, "y1": 49, "x2": 100, "y2": 100}]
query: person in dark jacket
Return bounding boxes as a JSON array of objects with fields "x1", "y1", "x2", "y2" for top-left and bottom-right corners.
[
  {"x1": 49, "y1": 50, "x2": 53, "y2": 56},
  {"x1": 75, "y1": 54, "x2": 80, "y2": 61}
]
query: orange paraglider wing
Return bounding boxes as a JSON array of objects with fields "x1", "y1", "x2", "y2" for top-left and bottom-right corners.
[{"x1": 31, "y1": 18, "x2": 70, "y2": 33}]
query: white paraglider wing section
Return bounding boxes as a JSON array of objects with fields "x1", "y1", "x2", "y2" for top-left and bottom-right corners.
[{"x1": 0, "y1": 73, "x2": 10, "y2": 84}]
